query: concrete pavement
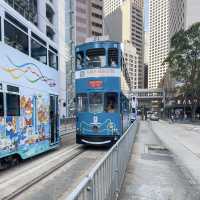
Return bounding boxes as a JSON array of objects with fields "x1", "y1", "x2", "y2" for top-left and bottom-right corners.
[
  {"x1": 119, "y1": 121, "x2": 198, "y2": 200},
  {"x1": 151, "y1": 120, "x2": 200, "y2": 191}
]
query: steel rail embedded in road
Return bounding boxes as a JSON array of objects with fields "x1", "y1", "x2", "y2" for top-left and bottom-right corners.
[
  {"x1": 1, "y1": 145, "x2": 84, "y2": 200},
  {"x1": 60, "y1": 129, "x2": 76, "y2": 137}
]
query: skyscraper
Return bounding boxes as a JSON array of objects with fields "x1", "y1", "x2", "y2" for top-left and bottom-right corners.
[
  {"x1": 75, "y1": 0, "x2": 103, "y2": 44},
  {"x1": 169, "y1": 0, "x2": 200, "y2": 36},
  {"x1": 104, "y1": 0, "x2": 144, "y2": 89},
  {"x1": 149, "y1": 0, "x2": 200, "y2": 89},
  {"x1": 149, "y1": 0, "x2": 169, "y2": 89},
  {"x1": 104, "y1": 0, "x2": 123, "y2": 17},
  {"x1": 123, "y1": 41, "x2": 139, "y2": 90},
  {"x1": 65, "y1": 0, "x2": 75, "y2": 117}
]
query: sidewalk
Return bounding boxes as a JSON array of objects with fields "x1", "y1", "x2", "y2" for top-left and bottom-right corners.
[
  {"x1": 119, "y1": 121, "x2": 197, "y2": 200},
  {"x1": 151, "y1": 120, "x2": 200, "y2": 187}
]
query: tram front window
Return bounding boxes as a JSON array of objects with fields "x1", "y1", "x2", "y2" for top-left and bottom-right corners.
[
  {"x1": 108, "y1": 48, "x2": 118, "y2": 67},
  {"x1": 104, "y1": 93, "x2": 118, "y2": 113},
  {"x1": 89, "y1": 93, "x2": 103, "y2": 113},
  {"x1": 77, "y1": 94, "x2": 88, "y2": 112},
  {"x1": 86, "y1": 48, "x2": 106, "y2": 68}
]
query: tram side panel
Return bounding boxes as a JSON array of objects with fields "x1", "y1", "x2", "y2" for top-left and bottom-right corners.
[{"x1": 0, "y1": 43, "x2": 60, "y2": 162}]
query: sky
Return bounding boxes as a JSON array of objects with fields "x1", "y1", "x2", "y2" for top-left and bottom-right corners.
[{"x1": 144, "y1": 0, "x2": 149, "y2": 32}]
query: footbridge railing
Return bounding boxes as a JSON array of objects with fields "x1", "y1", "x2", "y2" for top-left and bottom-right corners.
[{"x1": 66, "y1": 120, "x2": 139, "y2": 200}]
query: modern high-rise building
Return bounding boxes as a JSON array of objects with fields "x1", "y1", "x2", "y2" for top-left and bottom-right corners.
[
  {"x1": 0, "y1": 0, "x2": 68, "y2": 117},
  {"x1": 75, "y1": 0, "x2": 103, "y2": 44},
  {"x1": 149, "y1": 0, "x2": 200, "y2": 89},
  {"x1": 169, "y1": 0, "x2": 200, "y2": 36},
  {"x1": 144, "y1": 32, "x2": 149, "y2": 88},
  {"x1": 104, "y1": 0, "x2": 144, "y2": 89},
  {"x1": 122, "y1": 0, "x2": 144, "y2": 89},
  {"x1": 123, "y1": 41, "x2": 139, "y2": 90},
  {"x1": 104, "y1": 0, "x2": 123, "y2": 17},
  {"x1": 144, "y1": 32, "x2": 150, "y2": 65},
  {"x1": 149, "y1": 0, "x2": 169, "y2": 89},
  {"x1": 65, "y1": 0, "x2": 75, "y2": 117}
]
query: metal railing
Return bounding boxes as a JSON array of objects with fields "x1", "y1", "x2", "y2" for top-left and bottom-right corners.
[{"x1": 66, "y1": 120, "x2": 139, "y2": 200}]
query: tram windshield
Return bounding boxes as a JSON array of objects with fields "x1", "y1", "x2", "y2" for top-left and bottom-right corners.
[
  {"x1": 108, "y1": 48, "x2": 118, "y2": 67},
  {"x1": 104, "y1": 93, "x2": 118, "y2": 112},
  {"x1": 89, "y1": 93, "x2": 104, "y2": 113},
  {"x1": 86, "y1": 48, "x2": 106, "y2": 68},
  {"x1": 77, "y1": 93, "x2": 119, "y2": 113},
  {"x1": 77, "y1": 94, "x2": 88, "y2": 112}
]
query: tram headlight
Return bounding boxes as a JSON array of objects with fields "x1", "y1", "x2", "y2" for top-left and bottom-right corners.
[{"x1": 108, "y1": 122, "x2": 114, "y2": 130}]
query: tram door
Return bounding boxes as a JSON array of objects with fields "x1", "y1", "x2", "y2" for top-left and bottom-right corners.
[{"x1": 49, "y1": 95, "x2": 59, "y2": 144}]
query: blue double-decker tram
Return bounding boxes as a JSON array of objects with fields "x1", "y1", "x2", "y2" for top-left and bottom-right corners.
[{"x1": 75, "y1": 40, "x2": 132, "y2": 145}]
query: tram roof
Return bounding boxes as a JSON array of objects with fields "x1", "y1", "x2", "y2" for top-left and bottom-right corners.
[{"x1": 76, "y1": 40, "x2": 121, "y2": 50}]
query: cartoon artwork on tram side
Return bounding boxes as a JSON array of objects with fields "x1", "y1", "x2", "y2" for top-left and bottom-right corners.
[
  {"x1": 0, "y1": 94, "x2": 50, "y2": 159},
  {"x1": 80, "y1": 118, "x2": 119, "y2": 135}
]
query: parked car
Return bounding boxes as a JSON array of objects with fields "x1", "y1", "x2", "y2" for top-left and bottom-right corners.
[
  {"x1": 147, "y1": 111, "x2": 153, "y2": 119},
  {"x1": 150, "y1": 114, "x2": 160, "y2": 121}
]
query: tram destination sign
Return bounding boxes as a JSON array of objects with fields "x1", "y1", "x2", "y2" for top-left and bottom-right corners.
[{"x1": 75, "y1": 68, "x2": 120, "y2": 79}]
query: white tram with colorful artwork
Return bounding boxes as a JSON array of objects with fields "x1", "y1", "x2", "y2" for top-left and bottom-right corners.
[{"x1": 0, "y1": 43, "x2": 59, "y2": 168}]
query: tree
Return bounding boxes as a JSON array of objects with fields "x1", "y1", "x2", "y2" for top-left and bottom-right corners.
[{"x1": 164, "y1": 22, "x2": 200, "y2": 120}]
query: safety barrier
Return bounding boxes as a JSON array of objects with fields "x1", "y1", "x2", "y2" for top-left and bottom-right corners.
[{"x1": 66, "y1": 120, "x2": 139, "y2": 200}]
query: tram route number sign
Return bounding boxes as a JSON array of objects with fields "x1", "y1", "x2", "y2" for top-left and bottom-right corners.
[{"x1": 88, "y1": 80, "x2": 103, "y2": 88}]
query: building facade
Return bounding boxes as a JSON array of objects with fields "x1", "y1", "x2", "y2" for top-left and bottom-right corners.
[
  {"x1": 65, "y1": 0, "x2": 75, "y2": 117},
  {"x1": 144, "y1": 31, "x2": 149, "y2": 88},
  {"x1": 149, "y1": 0, "x2": 169, "y2": 89},
  {"x1": 169, "y1": 0, "x2": 200, "y2": 36},
  {"x1": 123, "y1": 41, "x2": 139, "y2": 90},
  {"x1": 104, "y1": 0, "x2": 123, "y2": 17},
  {"x1": 75, "y1": 0, "x2": 103, "y2": 44},
  {"x1": 122, "y1": 0, "x2": 144, "y2": 89},
  {"x1": 104, "y1": 0, "x2": 144, "y2": 89},
  {"x1": 149, "y1": 0, "x2": 200, "y2": 89},
  {"x1": 1, "y1": 0, "x2": 67, "y2": 117}
]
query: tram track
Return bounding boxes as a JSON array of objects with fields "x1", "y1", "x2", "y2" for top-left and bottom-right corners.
[{"x1": 0, "y1": 144, "x2": 85, "y2": 200}]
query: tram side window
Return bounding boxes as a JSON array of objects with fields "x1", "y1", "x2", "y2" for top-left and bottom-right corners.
[
  {"x1": 76, "y1": 51, "x2": 84, "y2": 70},
  {"x1": 89, "y1": 93, "x2": 103, "y2": 113},
  {"x1": 108, "y1": 48, "x2": 118, "y2": 67},
  {"x1": 77, "y1": 94, "x2": 88, "y2": 112},
  {"x1": 86, "y1": 48, "x2": 106, "y2": 68},
  {"x1": 0, "y1": 93, "x2": 4, "y2": 116},
  {"x1": 6, "y1": 93, "x2": 20, "y2": 116},
  {"x1": 104, "y1": 93, "x2": 118, "y2": 112}
]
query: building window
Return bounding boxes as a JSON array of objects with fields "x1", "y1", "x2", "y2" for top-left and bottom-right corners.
[
  {"x1": 49, "y1": 46, "x2": 58, "y2": 70},
  {"x1": 4, "y1": 20, "x2": 29, "y2": 55},
  {"x1": 31, "y1": 38, "x2": 47, "y2": 64},
  {"x1": 4, "y1": 0, "x2": 38, "y2": 25},
  {"x1": 46, "y1": 3, "x2": 54, "y2": 24},
  {"x1": 46, "y1": 25, "x2": 55, "y2": 41},
  {"x1": 6, "y1": 93, "x2": 20, "y2": 116}
]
